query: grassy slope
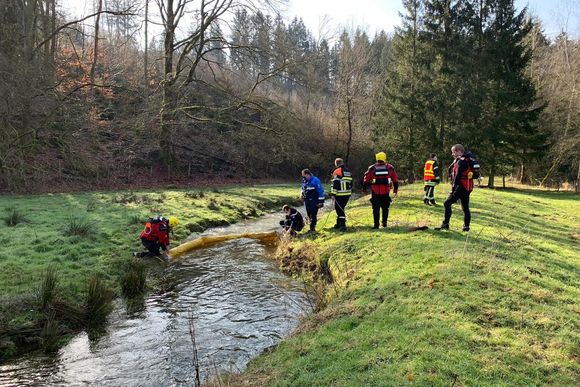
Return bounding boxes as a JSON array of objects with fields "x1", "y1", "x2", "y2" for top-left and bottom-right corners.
[
  {"x1": 241, "y1": 184, "x2": 579, "y2": 386},
  {"x1": 0, "y1": 184, "x2": 299, "y2": 324}
]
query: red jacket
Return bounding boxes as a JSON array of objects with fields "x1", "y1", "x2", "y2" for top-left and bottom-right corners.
[
  {"x1": 140, "y1": 218, "x2": 170, "y2": 249},
  {"x1": 363, "y1": 162, "x2": 399, "y2": 195},
  {"x1": 451, "y1": 156, "x2": 473, "y2": 193}
]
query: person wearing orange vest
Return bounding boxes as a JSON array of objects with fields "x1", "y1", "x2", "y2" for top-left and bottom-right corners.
[
  {"x1": 134, "y1": 216, "x2": 179, "y2": 260},
  {"x1": 330, "y1": 158, "x2": 353, "y2": 231},
  {"x1": 437, "y1": 144, "x2": 478, "y2": 232},
  {"x1": 363, "y1": 152, "x2": 399, "y2": 229},
  {"x1": 423, "y1": 153, "x2": 440, "y2": 205}
]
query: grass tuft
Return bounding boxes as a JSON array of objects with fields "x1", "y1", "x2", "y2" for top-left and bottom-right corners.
[
  {"x1": 128, "y1": 213, "x2": 144, "y2": 225},
  {"x1": 63, "y1": 216, "x2": 92, "y2": 237},
  {"x1": 3, "y1": 207, "x2": 28, "y2": 226},
  {"x1": 85, "y1": 199, "x2": 97, "y2": 212},
  {"x1": 207, "y1": 198, "x2": 220, "y2": 211},
  {"x1": 120, "y1": 260, "x2": 147, "y2": 298},
  {"x1": 38, "y1": 266, "x2": 58, "y2": 310},
  {"x1": 84, "y1": 276, "x2": 113, "y2": 328},
  {"x1": 41, "y1": 310, "x2": 61, "y2": 353}
]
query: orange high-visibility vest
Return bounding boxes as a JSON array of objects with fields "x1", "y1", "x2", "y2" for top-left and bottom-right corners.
[{"x1": 424, "y1": 160, "x2": 436, "y2": 180}]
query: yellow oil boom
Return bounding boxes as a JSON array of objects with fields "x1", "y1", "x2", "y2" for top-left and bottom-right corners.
[{"x1": 169, "y1": 231, "x2": 279, "y2": 259}]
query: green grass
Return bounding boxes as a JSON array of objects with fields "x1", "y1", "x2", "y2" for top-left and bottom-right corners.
[
  {"x1": 236, "y1": 184, "x2": 579, "y2": 386},
  {"x1": 0, "y1": 184, "x2": 298, "y2": 327}
]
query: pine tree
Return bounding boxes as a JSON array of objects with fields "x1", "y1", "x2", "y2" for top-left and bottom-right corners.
[
  {"x1": 478, "y1": 0, "x2": 544, "y2": 187},
  {"x1": 373, "y1": 0, "x2": 426, "y2": 179},
  {"x1": 251, "y1": 11, "x2": 272, "y2": 75},
  {"x1": 230, "y1": 9, "x2": 253, "y2": 74}
]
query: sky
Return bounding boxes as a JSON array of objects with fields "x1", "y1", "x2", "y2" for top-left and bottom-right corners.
[
  {"x1": 62, "y1": 0, "x2": 579, "y2": 40},
  {"x1": 286, "y1": 0, "x2": 579, "y2": 39}
]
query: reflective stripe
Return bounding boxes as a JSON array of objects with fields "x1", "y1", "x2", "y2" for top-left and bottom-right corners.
[
  {"x1": 375, "y1": 171, "x2": 389, "y2": 175},
  {"x1": 306, "y1": 187, "x2": 315, "y2": 190},
  {"x1": 318, "y1": 197, "x2": 325, "y2": 200}
]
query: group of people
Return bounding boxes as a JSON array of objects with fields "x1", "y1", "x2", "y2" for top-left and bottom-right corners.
[
  {"x1": 134, "y1": 143, "x2": 479, "y2": 260},
  {"x1": 281, "y1": 143, "x2": 480, "y2": 235}
]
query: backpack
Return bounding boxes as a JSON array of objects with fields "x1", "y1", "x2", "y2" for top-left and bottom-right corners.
[{"x1": 467, "y1": 156, "x2": 481, "y2": 180}]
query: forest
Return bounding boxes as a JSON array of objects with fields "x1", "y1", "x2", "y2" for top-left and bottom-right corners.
[{"x1": 1, "y1": 0, "x2": 578, "y2": 192}]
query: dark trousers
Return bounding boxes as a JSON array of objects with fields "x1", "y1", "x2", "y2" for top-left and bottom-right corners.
[
  {"x1": 305, "y1": 203, "x2": 319, "y2": 231},
  {"x1": 424, "y1": 184, "x2": 436, "y2": 201},
  {"x1": 138, "y1": 237, "x2": 162, "y2": 258},
  {"x1": 371, "y1": 195, "x2": 391, "y2": 227},
  {"x1": 444, "y1": 187, "x2": 471, "y2": 227},
  {"x1": 334, "y1": 195, "x2": 350, "y2": 227}
]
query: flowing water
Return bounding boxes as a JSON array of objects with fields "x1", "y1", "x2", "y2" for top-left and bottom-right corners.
[{"x1": 0, "y1": 210, "x2": 315, "y2": 386}]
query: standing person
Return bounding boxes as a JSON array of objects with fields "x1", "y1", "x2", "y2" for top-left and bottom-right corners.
[
  {"x1": 134, "y1": 216, "x2": 179, "y2": 260},
  {"x1": 437, "y1": 144, "x2": 480, "y2": 232},
  {"x1": 330, "y1": 158, "x2": 353, "y2": 231},
  {"x1": 279, "y1": 204, "x2": 305, "y2": 236},
  {"x1": 363, "y1": 152, "x2": 399, "y2": 229},
  {"x1": 300, "y1": 169, "x2": 325, "y2": 234},
  {"x1": 423, "y1": 153, "x2": 441, "y2": 205}
]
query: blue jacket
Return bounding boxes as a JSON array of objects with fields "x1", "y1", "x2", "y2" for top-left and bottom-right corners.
[{"x1": 302, "y1": 175, "x2": 325, "y2": 206}]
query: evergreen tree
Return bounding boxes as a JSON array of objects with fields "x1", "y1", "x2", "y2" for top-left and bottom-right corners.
[
  {"x1": 373, "y1": 0, "x2": 426, "y2": 179},
  {"x1": 251, "y1": 11, "x2": 272, "y2": 75},
  {"x1": 271, "y1": 14, "x2": 290, "y2": 88},
  {"x1": 230, "y1": 9, "x2": 253, "y2": 73},
  {"x1": 478, "y1": 0, "x2": 545, "y2": 187}
]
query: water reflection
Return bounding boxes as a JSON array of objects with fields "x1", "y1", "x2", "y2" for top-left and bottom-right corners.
[{"x1": 1, "y1": 212, "x2": 311, "y2": 386}]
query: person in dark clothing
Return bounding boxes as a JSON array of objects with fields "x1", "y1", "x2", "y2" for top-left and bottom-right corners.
[
  {"x1": 437, "y1": 144, "x2": 477, "y2": 232},
  {"x1": 330, "y1": 158, "x2": 353, "y2": 231},
  {"x1": 363, "y1": 152, "x2": 399, "y2": 229},
  {"x1": 423, "y1": 153, "x2": 441, "y2": 205},
  {"x1": 279, "y1": 204, "x2": 305, "y2": 235},
  {"x1": 300, "y1": 169, "x2": 325, "y2": 233}
]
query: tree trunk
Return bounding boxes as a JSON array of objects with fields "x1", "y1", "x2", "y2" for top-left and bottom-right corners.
[
  {"x1": 345, "y1": 96, "x2": 353, "y2": 165},
  {"x1": 90, "y1": 0, "x2": 103, "y2": 84},
  {"x1": 576, "y1": 160, "x2": 580, "y2": 193},
  {"x1": 519, "y1": 162, "x2": 526, "y2": 184},
  {"x1": 488, "y1": 162, "x2": 496, "y2": 188},
  {"x1": 144, "y1": 0, "x2": 149, "y2": 89},
  {"x1": 160, "y1": 0, "x2": 176, "y2": 164}
]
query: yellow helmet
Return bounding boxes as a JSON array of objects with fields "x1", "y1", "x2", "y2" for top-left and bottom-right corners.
[
  {"x1": 375, "y1": 152, "x2": 387, "y2": 162},
  {"x1": 169, "y1": 216, "x2": 179, "y2": 228}
]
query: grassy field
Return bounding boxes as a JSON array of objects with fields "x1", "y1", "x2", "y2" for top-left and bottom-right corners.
[
  {"x1": 235, "y1": 184, "x2": 579, "y2": 386},
  {"x1": 0, "y1": 184, "x2": 299, "y2": 327}
]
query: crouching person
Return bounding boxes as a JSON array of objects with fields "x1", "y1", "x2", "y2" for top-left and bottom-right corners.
[
  {"x1": 279, "y1": 205, "x2": 305, "y2": 236},
  {"x1": 134, "y1": 216, "x2": 179, "y2": 261}
]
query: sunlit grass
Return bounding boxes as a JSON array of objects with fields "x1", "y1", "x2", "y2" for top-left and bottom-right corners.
[{"x1": 235, "y1": 183, "x2": 579, "y2": 386}]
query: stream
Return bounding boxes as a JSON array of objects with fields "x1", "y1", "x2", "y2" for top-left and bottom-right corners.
[{"x1": 0, "y1": 210, "x2": 315, "y2": 386}]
